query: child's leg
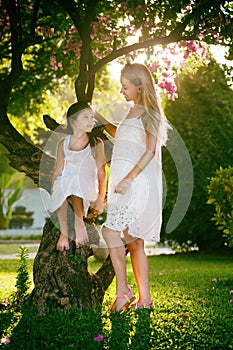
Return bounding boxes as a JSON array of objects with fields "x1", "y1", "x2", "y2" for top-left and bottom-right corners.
[
  {"x1": 102, "y1": 226, "x2": 134, "y2": 311},
  {"x1": 69, "y1": 195, "x2": 88, "y2": 247},
  {"x1": 56, "y1": 201, "x2": 69, "y2": 251},
  {"x1": 124, "y1": 230, "x2": 152, "y2": 304}
]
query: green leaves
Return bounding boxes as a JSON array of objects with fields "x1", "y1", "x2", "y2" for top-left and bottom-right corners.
[{"x1": 207, "y1": 166, "x2": 233, "y2": 247}]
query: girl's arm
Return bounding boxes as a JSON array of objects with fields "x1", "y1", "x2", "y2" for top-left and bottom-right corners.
[
  {"x1": 51, "y1": 139, "x2": 65, "y2": 191},
  {"x1": 92, "y1": 139, "x2": 106, "y2": 215},
  {"x1": 114, "y1": 131, "x2": 157, "y2": 194},
  {"x1": 94, "y1": 110, "x2": 117, "y2": 138}
]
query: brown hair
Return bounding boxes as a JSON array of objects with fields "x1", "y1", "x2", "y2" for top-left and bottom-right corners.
[{"x1": 66, "y1": 101, "x2": 98, "y2": 149}]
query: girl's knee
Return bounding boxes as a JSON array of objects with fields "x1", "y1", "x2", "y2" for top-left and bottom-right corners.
[
  {"x1": 102, "y1": 226, "x2": 123, "y2": 248},
  {"x1": 127, "y1": 238, "x2": 144, "y2": 253},
  {"x1": 101, "y1": 226, "x2": 109, "y2": 241}
]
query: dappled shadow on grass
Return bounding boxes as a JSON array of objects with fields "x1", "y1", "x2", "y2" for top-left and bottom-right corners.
[
  {"x1": 2, "y1": 252, "x2": 233, "y2": 349},
  {"x1": 5, "y1": 305, "x2": 104, "y2": 350},
  {"x1": 2, "y1": 299, "x2": 233, "y2": 350}
]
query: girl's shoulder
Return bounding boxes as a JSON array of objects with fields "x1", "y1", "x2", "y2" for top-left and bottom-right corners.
[
  {"x1": 140, "y1": 112, "x2": 160, "y2": 136},
  {"x1": 57, "y1": 135, "x2": 69, "y2": 152}
]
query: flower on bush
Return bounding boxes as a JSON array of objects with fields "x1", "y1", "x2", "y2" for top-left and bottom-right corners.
[
  {"x1": 229, "y1": 299, "x2": 233, "y2": 304},
  {"x1": 1, "y1": 337, "x2": 11, "y2": 345},
  {"x1": 93, "y1": 334, "x2": 104, "y2": 341},
  {"x1": 230, "y1": 290, "x2": 233, "y2": 294},
  {"x1": 212, "y1": 278, "x2": 217, "y2": 282}
]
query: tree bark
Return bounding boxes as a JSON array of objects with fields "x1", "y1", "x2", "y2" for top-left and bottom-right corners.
[{"x1": 29, "y1": 217, "x2": 115, "y2": 310}]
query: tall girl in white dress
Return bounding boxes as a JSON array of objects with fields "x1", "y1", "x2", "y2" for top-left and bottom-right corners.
[
  {"x1": 49, "y1": 101, "x2": 106, "y2": 251},
  {"x1": 95, "y1": 63, "x2": 170, "y2": 312}
]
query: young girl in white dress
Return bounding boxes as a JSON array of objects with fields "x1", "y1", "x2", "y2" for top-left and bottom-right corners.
[
  {"x1": 95, "y1": 63, "x2": 170, "y2": 312},
  {"x1": 49, "y1": 101, "x2": 106, "y2": 251}
]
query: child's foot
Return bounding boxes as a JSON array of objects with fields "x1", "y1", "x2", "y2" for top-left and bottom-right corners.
[
  {"x1": 75, "y1": 223, "x2": 88, "y2": 248},
  {"x1": 56, "y1": 233, "x2": 69, "y2": 251},
  {"x1": 110, "y1": 288, "x2": 135, "y2": 313},
  {"x1": 131, "y1": 300, "x2": 154, "y2": 310}
]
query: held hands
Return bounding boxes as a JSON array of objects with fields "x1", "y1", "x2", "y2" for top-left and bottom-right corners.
[
  {"x1": 114, "y1": 178, "x2": 132, "y2": 195},
  {"x1": 90, "y1": 197, "x2": 104, "y2": 217}
]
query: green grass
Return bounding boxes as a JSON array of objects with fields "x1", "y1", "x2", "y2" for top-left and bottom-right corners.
[
  {"x1": 0, "y1": 244, "x2": 39, "y2": 255},
  {"x1": 1, "y1": 253, "x2": 233, "y2": 349}
]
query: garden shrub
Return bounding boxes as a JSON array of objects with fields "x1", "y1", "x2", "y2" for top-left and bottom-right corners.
[
  {"x1": 207, "y1": 166, "x2": 233, "y2": 247},
  {"x1": 162, "y1": 59, "x2": 233, "y2": 250}
]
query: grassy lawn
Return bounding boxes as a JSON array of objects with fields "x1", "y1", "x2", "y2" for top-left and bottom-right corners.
[
  {"x1": 1, "y1": 252, "x2": 233, "y2": 349},
  {"x1": 0, "y1": 244, "x2": 39, "y2": 255}
]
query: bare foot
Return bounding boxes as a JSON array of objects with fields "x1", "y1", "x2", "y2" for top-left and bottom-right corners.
[
  {"x1": 75, "y1": 223, "x2": 88, "y2": 248},
  {"x1": 56, "y1": 233, "x2": 69, "y2": 251}
]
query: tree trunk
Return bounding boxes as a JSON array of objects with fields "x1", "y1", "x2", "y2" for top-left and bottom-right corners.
[{"x1": 29, "y1": 216, "x2": 115, "y2": 311}]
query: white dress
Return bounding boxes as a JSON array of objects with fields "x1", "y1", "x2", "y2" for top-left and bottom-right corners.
[
  {"x1": 49, "y1": 135, "x2": 98, "y2": 216},
  {"x1": 104, "y1": 116, "x2": 163, "y2": 242}
]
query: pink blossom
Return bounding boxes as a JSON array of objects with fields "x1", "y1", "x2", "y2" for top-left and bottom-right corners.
[
  {"x1": 50, "y1": 55, "x2": 57, "y2": 71},
  {"x1": 158, "y1": 78, "x2": 178, "y2": 100},
  {"x1": 69, "y1": 26, "x2": 76, "y2": 34},
  {"x1": 197, "y1": 33, "x2": 205, "y2": 40},
  {"x1": 150, "y1": 62, "x2": 160, "y2": 72},
  {"x1": 144, "y1": 18, "x2": 154, "y2": 27},
  {"x1": 92, "y1": 49, "x2": 103, "y2": 59},
  {"x1": 162, "y1": 57, "x2": 171, "y2": 67},
  {"x1": 162, "y1": 71, "x2": 171, "y2": 78},
  {"x1": 186, "y1": 41, "x2": 198, "y2": 52},
  {"x1": 183, "y1": 51, "x2": 190, "y2": 59},
  {"x1": 200, "y1": 47, "x2": 207, "y2": 58},
  {"x1": 230, "y1": 290, "x2": 233, "y2": 294},
  {"x1": 101, "y1": 34, "x2": 111, "y2": 42},
  {"x1": 57, "y1": 62, "x2": 62, "y2": 68},
  {"x1": 93, "y1": 334, "x2": 104, "y2": 341},
  {"x1": 158, "y1": 272, "x2": 163, "y2": 275},
  {"x1": 215, "y1": 36, "x2": 221, "y2": 42},
  {"x1": 229, "y1": 299, "x2": 233, "y2": 304},
  {"x1": 1, "y1": 338, "x2": 11, "y2": 345},
  {"x1": 212, "y1": 278, "x2": 217, "y2": 283},
  {"x1": 126, "y1": 25, "x2": 132, "y2": 33},
  {"x1": 90, "y1": 23, "x2": 97, "y2": 38}
]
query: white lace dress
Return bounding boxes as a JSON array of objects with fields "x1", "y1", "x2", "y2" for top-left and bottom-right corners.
[
  {"x1": 49, "y1": 135, "x2": 98, "y2": 216},
  {"x1": 104, "y1": 116, "x2": 163, "y2": 242}
]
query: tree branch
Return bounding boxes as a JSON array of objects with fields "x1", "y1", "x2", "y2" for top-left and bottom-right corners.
[
  {"x1": 30, "y1": 0, "x2": 40, "y2": 36},
  {"x1": 91, "y1": 0, "x2": 226, "y2": 75},
  {"x1": 58, "y1": 0, "x2": 83, "y2": 36},
  {"x1": 3, "y1": 0, "x2": 23, "y2": 86}
]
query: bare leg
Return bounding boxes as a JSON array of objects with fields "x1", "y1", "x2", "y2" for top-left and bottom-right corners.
[
  {"x1": 102, "y1": 226, "x2": 134, "y2": 311},
  {"x1": 70, "y1": 195, "x2": 88, "y2": 247},
  {"x1": 56, "y1": 201, "x2": 69, "y2": 251},
  {"x1": 124, "y1": 230, "x2": 152, "y2": 304}
]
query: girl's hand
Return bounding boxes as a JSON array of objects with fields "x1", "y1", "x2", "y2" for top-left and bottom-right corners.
[
  {"x1": 91, "y1": 197, "x2": 104, "y2": 217},
  {"x1": 114, "y1": 178, "x2": 132, "y2": 195}
]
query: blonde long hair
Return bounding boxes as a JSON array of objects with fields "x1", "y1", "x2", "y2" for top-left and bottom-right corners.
[{"x1": 121, "y1": 63, "x2": 170, "y2": 145}]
